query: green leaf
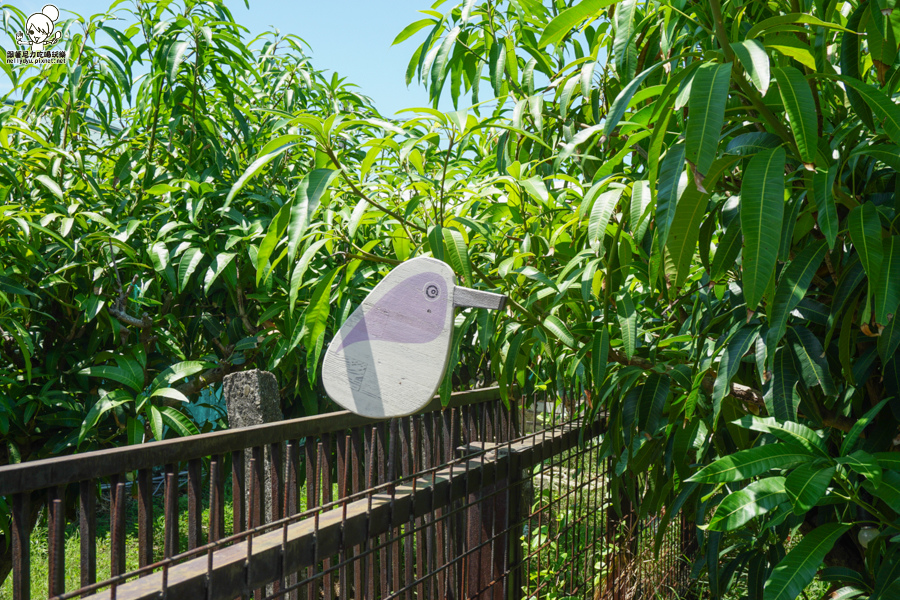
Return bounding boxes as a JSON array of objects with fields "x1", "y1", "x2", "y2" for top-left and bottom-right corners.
[
  {"x1": 538, "y1": 0, "x2": 614, "y2": 48},
  {"x1": 166, "y1": 40, "x2": 189, "y2": 83},
  {"x1": 773, "y1": 67, "x2": 817, "y2": 165},
  {"x1": 865, "y1": 470, "x2": 900, "y2": 512},
  {"x1": 592, "y1": 327, "x2": 609, "y2": 386},
  {"x1": 767, "y1": 347, "x2": 801, "y2": 421},
  {"x1": 656, "y1": 143, "x2": 686, "y2": 251},
  {"x1": 256, "y1": 200, "x2": 292, "y2": 285},
  {"x1": 688, "y1": 444, "x2": 814, "y2": 483},
  {"x1": 767, "y1": 240, "x2": 828, "y2": 348},
  {"x1": 587, "y1": 188, "x2": 624, "y2": 247},
  {"x1": 392, "y1": 18, "x2": 436, "y2": 46},
  {"x1": 766, "y1": 35, "x2": 817, "y2": 71},
  {"x1": 521, "y1": 175, "x2": 550, "y2": 206},
  {"x1": 836, "y1": 450, "x2": 882, "y2": 488},
  {"x1": 731, "y1": 40, "x2": 770, "y2": 94},
  {"x1": 785, "y1": 463, "x2": 835, "y2": 514},
  {"x1": 79, "y1": 360, "x2": 144, "y2": 393},
  {"x1": 665, "y1": 181, "x2": 706, "y2": 289},
  {"x1": 288, "y1": 169, "x2": 337, "y2": 265},
  {"x1": 848, "y1": 202, "x2": 884, "y2": 286},
  {"x1": 637, "y1": 373, "x2": 669, "y2": 434},
  {"x1": 289, "y1": 239, "x2": 329, "y2": 318},
  {"x1": 505, "y1": 330, "x2": 527, "y2": 387},
  {"x1": 150, "y1": 387, "x2": 189, "y2": 403},
  {"x1": 78, "y1": 390, "x2": 132, "y2": 445},
  {"x1": 204, "y1": 252, "x2": 235, "y2": 291},
  {"x1": 828, "y1": 75, "x2": 900, "y2": 144},
  {"x1": 875, "y1": 236, "x2": 900, "y2": 326},
  {"x1": 604, "y1": 62, "x2": 665, "y2": 136},
  {"x1": 747, "y1": 12, "x2": 855, "y2": 38},
  {"x1": 630, "y1": 180, "x2": 653, "y2": 242},
  {"x1": 443, "y1": 227, "x2": 473, "y2": 287},
  {"x1": 489, "y1": 37, "x2": 506, "y2": 96},
  {"x1": 706, "y1": 477, "x2": 788, "y2": 531},
  {"x1": 225, "y1": 143, "x2": 294, "y2": 208},
  {"x1": 149, "y1": 242, "x2": 169, "y2": 272},
  {"x1": 35, "y1": 174, "x2": 64, "y2": 202},
  {"x1": 126, "y1": 418, "x2": 143, "y2": 445},
  {"x1": 736, "y1": 416, "x2": 830, "y2": 456},
  {"x1": 302, "y1": 267, "x2": 341, "y2": 383},
  {"x1": 840, "y1": 5, "x2": 876, "y2": 131},
  {"x1": 160, "y1": 406, "x2": 199, "y2": 437},
  {"x1": 741, "y1": 147, "x2": 786, "y2": 311},
  {"x1": 544, "y1": 314, "x2": 576, "y2": 349},
  {"x1": 613, "y1": 0, "x2": 639, "y2": 81},
  {"x1": 813, "y1": 165, "x2": 838, "y2": 249},
  {"x1": 0, "y1": 276, "x2": 36, "y2": 298},
  {"x1": 713, "y1": 326, "x2": 759, "y2": 422},
  {"x1": 786, "y1": 326, "x2": 836, "y2": 396},
  {"x1": 686, "y1": 62, "x2": 732, "y2": 178},
  {"x1": 178, "y1": 247, "x2": 204, "y2": 293},
  {"x1": 431, "y1": 26, "x2": 460, "y2": 97},
  {"x1": 151, "y1": 361, "x2": 208, "y2": 390},
  {"x1": 144, "y1": 404, "x2": 162, "y2": 441},
  {"x1": 617, "y1": 291, "x2": 637, "y2": 360},
  {"x1": 711, "y1": 216, "x2": 742, "y2": 281},
  {"x1": 841, "y1": 397, "x2": 891, "y2": 456},
  {"x1": 764, "y1": 523, "x2": 851, "y2": 600}
]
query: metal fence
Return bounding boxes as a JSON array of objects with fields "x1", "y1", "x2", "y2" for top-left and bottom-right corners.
[{"x1": 0, "y1": 386, "x2": 696, "y2": 600}]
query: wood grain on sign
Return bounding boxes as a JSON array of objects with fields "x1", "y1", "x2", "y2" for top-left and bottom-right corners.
[{"x1": 322, "y1": 257, "x2": 506, "y2": 418}]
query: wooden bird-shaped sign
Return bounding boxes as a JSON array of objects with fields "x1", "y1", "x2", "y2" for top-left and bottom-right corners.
[{"x1": 322, "y1": 256, "x2": 507, "y2": 418}]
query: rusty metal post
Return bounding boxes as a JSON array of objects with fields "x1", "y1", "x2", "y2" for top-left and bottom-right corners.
[
  {"x1": 11, "y1": 493, "x2": 30, "y2": 600},
  {"x1": 606, "y1": 460, "x2": 638, "y2": 600},
  {"x1": 457, "y1": 442, "x2": 509, "y2": 600},
  {"x1": 680, "y1": 510, "x2": 698, "y2": 599}
]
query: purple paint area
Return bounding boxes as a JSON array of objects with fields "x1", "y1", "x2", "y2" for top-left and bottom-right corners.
[{"x1": 336, "y1": 272, "x2": 448, "y2": 352}]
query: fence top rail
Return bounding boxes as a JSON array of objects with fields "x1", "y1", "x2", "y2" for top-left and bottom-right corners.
[{"x1": 0, "y1": 386, "x2": 503, "y2": 496}]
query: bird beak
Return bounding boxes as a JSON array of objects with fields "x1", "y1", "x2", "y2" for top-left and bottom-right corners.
[{"x1": 453, "y1": 287, "x2": 507, "y2": 310}]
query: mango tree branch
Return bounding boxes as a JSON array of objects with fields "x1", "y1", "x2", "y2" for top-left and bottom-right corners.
[{"x1": 322, "y1": 146, "x2": 426, "y2": 234}]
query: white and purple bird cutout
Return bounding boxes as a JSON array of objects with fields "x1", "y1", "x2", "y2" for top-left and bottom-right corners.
[{"x1": 322, "y1": 257, "x2": 507, "y2": 418}]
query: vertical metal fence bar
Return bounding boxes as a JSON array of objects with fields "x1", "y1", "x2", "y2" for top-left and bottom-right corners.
[
  {"x1": 374, "y1": 421, "x2": 387, "y2": 597},
  {"x1": 286, "y1": 440, "x2": 301, "y2": 600},
  {"x1": 270, "y1": 441, "x2": 284, "y2": 597},
  {"x1": 232, "y1": 450, "x2": 245, "y2": 536},
  {"x1": 364, "y1": 426, "x2": 376, "y2": 600},
  {"x1": 111, "y1": 474, "x2": 126, "y2": 578},
  {"x1": 336, "y1": 433, "x2": 349, "y2": 600},
  {"x1": 321, "y1": 434, "x2": 334, "y2": 600},
  {"x1": 137, "y1": 468, "x2": 153, "y2": 569},
  {"x1": 209, "y1": 455, "x2": 225, "y2": 543},
  {"x1": 250, "y1": 447, "x2": 264, "y2": 600},
  {"x1": 79, "y1": 479, "x2": 97, "y2": 589},
  {"x1": 387, "y1": 419, "x2": 401, "y2": 597},
  {"x1": 188, "y1": 458, "x2": 202, "y2": 550},
  {"x1": 164, "y1": 464, "x2": 179, "y2": 559},
  {"x1": 424, "y1": 411, "x2": 438, "y2": 600},
  {"x1": 12, "y1": 492, "x2": 30, "y2": 600},
  {"x1": 350, "y1": 427, "x2": 365, "y2": 600},
  {"x1": 48, "y1": 485, "x2": 65, "y2": 597},
  {"x1": 305, "y1": 436, "x2": 319, "y2": 600}
]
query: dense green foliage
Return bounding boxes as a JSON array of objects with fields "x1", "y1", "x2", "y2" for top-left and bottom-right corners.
[{"x1": 4, "y1": 0, "x2": 900, "y2": 597}]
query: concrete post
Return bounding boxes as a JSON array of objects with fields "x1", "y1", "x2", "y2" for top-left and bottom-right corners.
[{"x1": 223, "y1": 369, "x2": 282, "y2": 526}]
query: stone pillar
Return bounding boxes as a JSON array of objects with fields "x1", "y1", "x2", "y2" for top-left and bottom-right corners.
[{"x1": 224, "y1": 369, "x2": 282, "y2": 527}]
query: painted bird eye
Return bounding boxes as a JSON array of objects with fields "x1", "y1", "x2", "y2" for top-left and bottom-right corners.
[{"x1": 424, "y1": 283, "x2": 440, "y2": 300}]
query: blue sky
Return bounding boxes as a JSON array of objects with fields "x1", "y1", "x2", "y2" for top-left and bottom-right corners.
[{"x1": 5, "y1": 0, "x2": 448, "y2": 115}]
